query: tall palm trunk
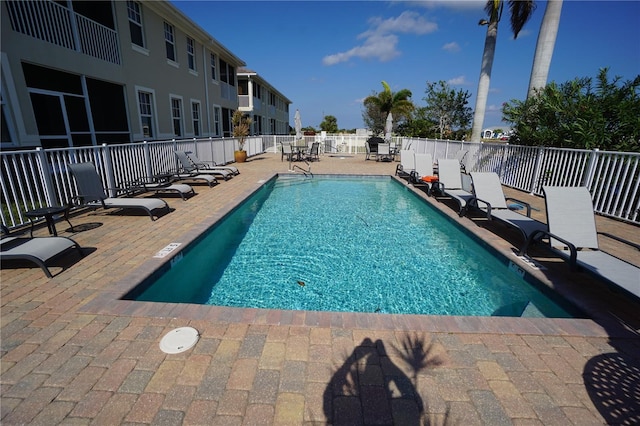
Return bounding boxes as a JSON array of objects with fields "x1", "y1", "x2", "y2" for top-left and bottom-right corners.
[
  {"x1": 527, "y1": 0, "x2": 563, "y2": 97},
  {"x1": 471, "y1": 20, "x2": 499, "y2": 142}
]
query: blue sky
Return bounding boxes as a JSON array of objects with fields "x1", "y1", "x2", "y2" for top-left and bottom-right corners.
[{"x1": 172, "y1": 1, "x2": 640, "y2": 131}]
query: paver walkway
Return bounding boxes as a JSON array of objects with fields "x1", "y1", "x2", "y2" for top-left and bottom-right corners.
[{"x1": 2, "y1": 152, "x2": 639, "y2": 425}]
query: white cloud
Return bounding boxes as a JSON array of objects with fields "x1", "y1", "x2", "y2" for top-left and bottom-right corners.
[
  {"x1": 486, "y1": 104, "x2": 502, "y2": 112},
  {"x1": 447, "y1": 75, "x2": 469, "y2": 85},
  {"x1": 405, "y1": 0, "x2": 484, "y2": 11},
  {"x1": 322, "y1": 11, "x2": 437, "y2": 65},
  {"x1": 442, "y1": 41, "x2": 460, "y2": 52}
]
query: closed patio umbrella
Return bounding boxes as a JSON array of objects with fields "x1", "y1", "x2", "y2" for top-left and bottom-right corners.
[
  {"x1": 385, "y1": 112, "x2": 393, "y2": 142},
  {"x1": 294, "y1": 109, "x2": 302, "y2": 140}
]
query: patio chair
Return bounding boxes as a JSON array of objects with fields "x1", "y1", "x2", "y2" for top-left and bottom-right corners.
[
  {"x1": 68, "y1": 162, "x2": 170, "y2": 221},
  {"x1": 377, "y1": 143, "x2": 393, "y2": 162},
  {"x1": 305, "y1": 142, "x2": 320, "y2": 162},
  {"x1": 432, "y1": 159, "x2": 474, "y2": 213},
  {"x1": 467, "y1": 172, "x2": 547, "y2": 245},
  {"x1": 175, "y1": 151, "x2": 233, "y2": 181},
  {"x1": 281, "y1": 142, "x2": 294, "y2": 162},
  {"x1": 185, "y1": 152, "x2": 240, "y2": 175},
  {"x1": 1, "y1": 224, "x2": 84, "y2": 278},
  {"x1": 395, "y1": 149, "x2": 415, "y2": 178},
  {"x1": 365, "y1": 137, "x2": 382, "y2": 160},
  {"x1": 521, "y1": 186, "x2": 640, "y2": 298}
]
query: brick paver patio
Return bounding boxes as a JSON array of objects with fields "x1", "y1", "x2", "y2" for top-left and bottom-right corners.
[{"x1": 2, "y1": 152, "x2": 639, "y2": 425}]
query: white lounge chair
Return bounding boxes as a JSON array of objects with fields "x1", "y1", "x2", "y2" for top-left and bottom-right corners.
[
  {"x1": 521, "y1": 186, "x2": 640, "y2": 299},
  {"x1": 185, "y1": 152, "x2": 240, "y2": 175},
  {"x1": 377, "y1": 143, "x2": 393, "y2": 162},
  {"x1": 68, "y1": 163, "x2": 170, "y2": 221},
  {"x1": 1, "y1": 225, "x2": 84, "y2": 278},
  {"x1": 432, "y1": 159, "x2": 474, "y2": 213},
  {"x1": 395, "y1": 150, "x2": 415, "y2": 178},
  {"x1": 175, "y1": 151, "x2": 234, "y2": 180},
  {"x1": 468, "y1": 172, "x2": 547, "y2": 244}
]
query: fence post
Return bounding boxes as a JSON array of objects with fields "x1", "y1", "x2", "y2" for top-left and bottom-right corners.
[
  {"x1": 528, "y1": 145, "x2": 546, "y2": 195},
  {"x1": 498, "y1": 143, "x2": 509, "y2": 178},
  {"x1": 102, "y1": 143, "x2": 117, "y2": 197},
  {"x1": 143, "y1": 141, "x2": 152, "y2": 176},
  {"x1": 582, "y1": 148, "x2": 600, "y2": 189},
  {"x1": 35, "y1": 148, "x2": 59, "y2": 206}
]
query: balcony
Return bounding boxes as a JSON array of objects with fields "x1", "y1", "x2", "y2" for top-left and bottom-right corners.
[{"x1": 6, "y1": 0, "x2": 121, "y2": 65}]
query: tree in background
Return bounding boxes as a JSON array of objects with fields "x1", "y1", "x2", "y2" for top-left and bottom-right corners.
[
  {"x1": 423, "y1": 81, "x2": 472, "y2": 139},
  {"x1": 527, "y1": 0, "x2": 563, "y2": 98},
  {"x1": 502, "y1": 68, "x2": 640, "y2": 152},
  {"x1": 470, "y1": 0, "x2": 536, "y2": 142},
  {"x1": 363, "y1": 81, "x2": 414, "y2": 136},
  {"x1": 397, "y1": 107, "x2": 437, "y2": 138},
  {"x1": 319, "y1": 115, "x2": 339, "y2": 133}
]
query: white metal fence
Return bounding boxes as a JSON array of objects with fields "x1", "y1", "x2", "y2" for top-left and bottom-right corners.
[{"x1": 2, "y1": 136, "x2": 638, "y2": 229}]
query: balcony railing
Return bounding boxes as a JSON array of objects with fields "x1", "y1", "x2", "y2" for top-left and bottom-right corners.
[
  {"x1": 6, "y1": 0, "x2": 121, "y2": 64},
  {"x1": 1, "y1": 136, "x2": 638, "y2": 230}
]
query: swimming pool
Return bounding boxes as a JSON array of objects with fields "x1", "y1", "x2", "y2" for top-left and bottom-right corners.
[{"x1": 127, "y1": 175, "x2": 580, "y2": 318}]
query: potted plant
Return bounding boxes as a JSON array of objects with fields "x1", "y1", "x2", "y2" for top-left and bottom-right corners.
[{"x1": 232, "y1": 110, "x2": 252, "y2": 163}]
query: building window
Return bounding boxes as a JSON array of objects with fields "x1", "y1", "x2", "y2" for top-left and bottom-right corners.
[
  {"x1": 210, "y1": 53, "x2": 217, "y2": 81},
  {"x1": 138, "y1": 91, "x2": 154, "y2": 138},
  {"x1": 255, "y1": 83, "x2": 262, "y2": 99},
  {"x1": 191, "y1": 101, "x2": 201, "y2": 137},
  {"x1": 187, "y1": 37, "x2": 196, "y2": 71},
  {"x1": 219, "y1": 59, "x2": 235, "y2": 86},
  {"x1": 171, "y1": 97, "x2": 183, "y2": 137},
  {"x1": 127, "y1": 1, "x2": 144, "y2": 47},
  {"x1": 164, "y1": 22, "x2": 175, "y2": 62},
  {"x1": 213, "y1": 106, "x2": 221, "y2": 136}
]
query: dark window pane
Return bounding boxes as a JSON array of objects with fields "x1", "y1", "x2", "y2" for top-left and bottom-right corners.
[
  {"x1": 41, "y1": 138, "x2": 69, "y2": 149},
  {"x1": 96, "y1": 133, "x2": 131, "y2": 144},
  {"x1": 71, "y1": 1, "x2": 114, "y2": 29},
  {"x1": 23, "y1": 63, "x2": 82, "y2": 94},
  {"x1": 71, "y1": 133, "x2": 93, "y2": 146},
  {"x1": 64, "y1": 95, "x2": 89, "y2": 132},
  {"x1": 166, "y1": 42, "x2": 175, "y2": 61},
  {"x1": 30, "y1": 93, "x2": 66, "y2": 135},
  {"x1": 86, "y1": 78, "x2": 128, "y2": 132},
  {"x1": 1, "y1": 108, "x2": 12, "y2": 143},
  {"x1": 129, "y1": 21, "x2": 144, "y2": 46}
]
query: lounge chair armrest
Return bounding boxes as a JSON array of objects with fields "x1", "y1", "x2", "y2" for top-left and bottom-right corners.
[
  {"x1": 505, "y1": 197, "x2": 532, "y2": 217},
  {"x1": 519, "y1": 229, "x2": 578, "y2": 270},
  {"x1": 69, "y1": 195, "x2": 106, "y2": 209},
  {"x1": 467, "y1": 197, "x2": 492, "y2": 219},
  {"x1": 598, "y1": 232, "x2": 640, "y2": 251}
]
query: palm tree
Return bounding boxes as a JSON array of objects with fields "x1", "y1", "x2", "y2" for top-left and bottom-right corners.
[
  {"x1": 363, "y1": 81, "x2": 414, "y2": 136},
  {"x1": 527, "y1": 0, "x2": 563, "y2": 98},
  {"x1": 470, "y1": 0, "x2": 536, "y2": 142}
]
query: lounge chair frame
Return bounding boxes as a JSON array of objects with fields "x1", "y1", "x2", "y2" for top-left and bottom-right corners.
[
  {"x1": 1, "y1": 225, "x2": 84, "y2": 278},
  {"x1": 520, "y1": 186, "x2": 640, "y2": 299},
  {"x1": 68, "y1": 163, "x2": 170, "y2": 221}
]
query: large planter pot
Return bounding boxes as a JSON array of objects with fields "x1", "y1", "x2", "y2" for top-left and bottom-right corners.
[{"x1": 234, "y1": 150, "x2": 247, "y2": 163}]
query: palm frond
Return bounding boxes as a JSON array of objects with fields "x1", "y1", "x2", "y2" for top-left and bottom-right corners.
[{"x1": 508, "y1": 0, "x2": 536, "y2": 39}]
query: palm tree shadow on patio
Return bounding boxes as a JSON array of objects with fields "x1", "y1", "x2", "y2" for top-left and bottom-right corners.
[
  {"x1": 322, "y1": 334, "x2": 448, "y2": 425},
  {"x1": 583, "y1": 349, "x2": 640, "y2": 424}
]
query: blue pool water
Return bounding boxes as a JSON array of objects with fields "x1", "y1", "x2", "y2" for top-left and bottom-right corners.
[{"x1": 129, "y1": 176, "x2": 580, "y2": 318}]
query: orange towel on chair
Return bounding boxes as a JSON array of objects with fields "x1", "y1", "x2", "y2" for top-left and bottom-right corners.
[{"x1": 421, "y1": 175, "x2": 439, "y2": 183}]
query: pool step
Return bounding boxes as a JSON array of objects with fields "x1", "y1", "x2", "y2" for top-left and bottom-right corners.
[{"x1": 521, "y1": 301, "x2": 545, "y2": 318}]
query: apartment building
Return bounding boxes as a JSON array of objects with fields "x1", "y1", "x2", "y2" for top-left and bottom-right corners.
[
  {"x1": 237, "y1": 67, "x2": 291, "y2": 136},
  {"x1": 1, "y1": 0, "x2": 291, "y2": 149}
]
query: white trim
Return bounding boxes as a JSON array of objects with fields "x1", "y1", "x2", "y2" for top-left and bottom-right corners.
[
  {"x1": 190, "y1": 98, "x2": 202, "y2": 138},
  {"x1": 1, "y1": 52, "x2": 35, "y2": 146},
  {"x1": 131, "y1": 44, "x2": 150, "y2": 56},
  {"x1": 169, "y1": 94, "x2": 184, "y2": 138},
  {"x1": 167, "y1": 59, "x2": 179, "y2": 68},
  {"x1": 134, "y1": 85, "x2": 158, "y2": 141}
]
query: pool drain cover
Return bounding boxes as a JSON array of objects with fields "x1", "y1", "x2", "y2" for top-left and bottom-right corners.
[{"x1": 159, "y1": 327, "x2": 199, "y2": 354}]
